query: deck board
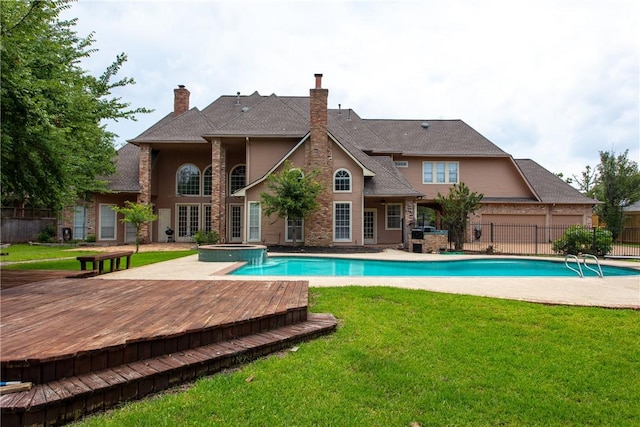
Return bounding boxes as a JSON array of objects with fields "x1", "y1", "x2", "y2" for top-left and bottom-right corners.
[{"x1": 1, "y1": 278, "x2": 307, "y2": 363}]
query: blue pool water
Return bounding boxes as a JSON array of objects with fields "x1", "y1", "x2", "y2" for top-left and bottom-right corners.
[{"x1": 230, "y1": 256, "x2": 640, "y2": 277}]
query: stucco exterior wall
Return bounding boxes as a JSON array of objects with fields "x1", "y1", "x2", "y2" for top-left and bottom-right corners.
[{"x1": 394, "y1": 156, "x2": 535, "y2": 200}]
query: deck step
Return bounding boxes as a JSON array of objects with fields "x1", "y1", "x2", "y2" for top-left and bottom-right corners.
[{"x1": 0, "y1": 313, "x2": 337, "y2": 427}]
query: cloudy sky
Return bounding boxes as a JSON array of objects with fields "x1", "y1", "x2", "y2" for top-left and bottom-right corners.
[{"x1": 64, "y1": 0, "x2": 638, "y2": 183}]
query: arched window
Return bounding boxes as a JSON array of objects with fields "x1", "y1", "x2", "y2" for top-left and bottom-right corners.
[
  {"x1": 334, "y1": 169, "x2": 351, "y2": 192},
  {"x1": 203, "y1": 166, "x2": 213, "y2": 196},
  {"x1": 176, "y1": 164, "x2": 200, "y2": 195},
  {"x1": 230, "y1": 164, "x2": 246, "y2": 194}
]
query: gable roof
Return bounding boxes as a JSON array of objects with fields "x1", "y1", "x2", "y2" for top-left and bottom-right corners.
[{"x1": 515, "y1": 159, "x2": 597, "y2": 204}]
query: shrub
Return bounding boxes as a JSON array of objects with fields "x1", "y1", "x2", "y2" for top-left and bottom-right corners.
[
  {"x1": 552, "y1": 225, "x2": 613, "y2": 256},
  {"x1": 194, "y1": 230, "x2": 220, "y2": 245},
  {"x1": 36, "y1": 224, "x2": 58, "y2": 243},
  {"x1": 86, "y1": 234, "x2": 96, "y2": 243}
]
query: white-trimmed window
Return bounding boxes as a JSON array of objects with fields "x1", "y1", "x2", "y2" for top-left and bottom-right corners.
[
  {"x1": 422, "y1": 161, "x2": 459, "y2": 184},
  {"x1": 177, "y1": 164, "x2": 201, "y2": 195},
  {"x1": 333, "y1": 169, "x2": 351, "y2": 192},
  {"x1": 385, "y1": 204, "x2": 402, "y2": 230},
  {"x1": 248, "y1": 201, "x2": 261, "y2": 242},
  {"x1": 99, "y1": 204, "x2": 117, "y2": 240},
  {"x1": 334, "y1": 202, "x2": 351, "y2": 242},
  {"x1": 203, "y1": 166, "x2": 213, "y2": 196},
  {"x1": 230, "y1": 164, "x2": 246, "y2": 194},
  {"x1": 286, "y1": 218, "x2": 304, "y2": 242},
  {"x1": 394, "y1": 160, "x2": 408, "y2": 168}
]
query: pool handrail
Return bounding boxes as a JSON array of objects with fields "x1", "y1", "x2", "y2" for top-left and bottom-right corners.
[
  {"x1": 564, "y1": 255, "x2": 583, "y2": 278},
  {"x1": 582, "y1": 254, "x2": 604, "y2": 278}
]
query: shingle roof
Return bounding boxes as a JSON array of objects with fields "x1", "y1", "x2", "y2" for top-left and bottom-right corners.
[
  {"x1": 515, "y1": 159, "x2": 597, "y2": 204},
  {"x1": 203, "y1": 94, "x2": 309, "y2": 137},
  {"x1": 363, "y1": 119, "x2": 509, "y2": 156},
  {"x1": 107, "y1": 143, "x2": 140, "y2": 192},
  {"x1": 363, "y1": 156, "x2": 423, "y2": 197},
  {"x1": 130, "y1": 108, "x2": 213, "y2": 143}
]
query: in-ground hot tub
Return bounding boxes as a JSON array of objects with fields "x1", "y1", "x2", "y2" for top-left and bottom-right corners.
[{"x1": 198, "y1": 244, "x2": 267, "y2": 264}]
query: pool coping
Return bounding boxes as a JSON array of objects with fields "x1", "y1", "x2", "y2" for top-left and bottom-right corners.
[{"x1": 96, "y1": 250, "x2": 640, "y2": 309}]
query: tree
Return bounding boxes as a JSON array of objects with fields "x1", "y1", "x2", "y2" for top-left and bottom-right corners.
[
  {"x1": 112, "y1": 201, "x2": 158, "y2": 253},
  {"x1": 593, "y1": 150, "x2": 640, "y2": 240},
  {"x1": 572, "y1": 165, "x2": 598, "y2": 197},
  {"x1": 436, "y1": 183, "x2": 484, "y2": 251},
  {"x1": 260, "y1": 161, "x2": 323, "y2": 246},
  {"x1": 1, "y1": 0, "x2": 151, "y2": 212}
]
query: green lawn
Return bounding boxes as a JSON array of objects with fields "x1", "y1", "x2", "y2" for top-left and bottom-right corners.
[
  {"x1": 73, "y1": 287, "x2": 640, "y2": 427},
  {"x1": 1, "y1": 243, "x2": 196, "y2": 270}
]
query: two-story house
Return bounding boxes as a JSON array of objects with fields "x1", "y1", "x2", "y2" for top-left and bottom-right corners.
[{"x1": 68, "y1": 74, "x2": 595, "y2": 248}]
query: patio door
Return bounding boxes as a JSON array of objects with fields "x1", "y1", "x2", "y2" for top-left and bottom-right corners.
[
  {"x1": 229, "y1": 204, "x2": 243, "y2": 242},
  {"x1": 176, "y1": 204, "x2": 199, "y2": 242},
  {"x1": 73, "y1": 205, "x2": 87, "y2": 240},
  {"x1": 364, "y1": 209, "x2": 377, "y2": 244}
]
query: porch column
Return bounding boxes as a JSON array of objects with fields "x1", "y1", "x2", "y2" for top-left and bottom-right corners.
[
  {"x1": 211, "y1": 138, "x2": 226, "y2": 242},
  {"x1": 137, "y1": 143, "x2": 152, "y2": 243},
  {"x1": 403, "y1": 198, "x2": 416, "y2": 250}
]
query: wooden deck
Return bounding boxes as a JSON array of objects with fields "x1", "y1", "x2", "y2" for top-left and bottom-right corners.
[{"x1": 0, "y1": 275, "x2": 336, "y2": 426}]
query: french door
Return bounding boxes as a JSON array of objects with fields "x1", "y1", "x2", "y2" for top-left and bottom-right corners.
[
  {"x1": 364, "y1": 209, "x2": 377, "y2": 244},
  {"x1": 176, "y1": 204, "x2": 199, "y2": 242},
  {"x1": 229, "y1": 204, "x2": 243, "y2": 242}
]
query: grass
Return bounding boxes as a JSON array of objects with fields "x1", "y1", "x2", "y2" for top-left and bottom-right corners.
[
  {"x1": 1, "y1": 243, "x2": 196, "y2": 270},
  {"x1": 0, "y1": 243, "x2": 99, "y2": 262},
  {"x1": 73, "y1": 287, "x2": 640, "y2": 427}
]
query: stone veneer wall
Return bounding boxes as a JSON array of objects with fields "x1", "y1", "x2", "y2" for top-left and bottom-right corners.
[{"x1": 410, "y1": 234, "x2": 448, "y2": 253}]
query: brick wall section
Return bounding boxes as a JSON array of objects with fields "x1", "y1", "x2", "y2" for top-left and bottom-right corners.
[
  {"x1": 137, "y1": 144, "x2": 152, "y2": 243},
  {"x1": 211, "y1": 138, "x2": 226, "y2": 242},
  {"x1": 174, "y1": 86, "x2": 190, "y2": 115},
  {"x1": 403, "y1": 198, "x2": 416, "y2": 249},
  {"x1": 305, "y1": 74, "x2": 333, "y2": 246}
]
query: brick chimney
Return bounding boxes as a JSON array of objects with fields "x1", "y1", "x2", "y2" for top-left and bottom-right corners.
[
  {"x1": 308, "y1": 74, "x2": 330, "y2": 168},
  {"x1": 174, "y1": 85, "x2": 190, "y2": 115},
  {"x1": 306, "y1": 73, "x2": 333, "y2": 246}
]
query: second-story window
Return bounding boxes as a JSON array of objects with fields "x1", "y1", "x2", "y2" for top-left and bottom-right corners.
[
  {"x1": 177, "y1": 164, "x2": 200, "y2": 195},
  {"x1": 334, "y1": 169, "x2": 351, "y2": 192},
  {"x1": 230, "y1": 165, "x2": 246, "y2": 194}
]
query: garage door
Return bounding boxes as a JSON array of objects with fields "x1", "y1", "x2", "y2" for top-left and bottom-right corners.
[
  {"x1": 549, "y1": 215, "x2": 584, "y2": 240},
  {"x1": 480, "y1": 214, "x2": 545, "y2": 243}
]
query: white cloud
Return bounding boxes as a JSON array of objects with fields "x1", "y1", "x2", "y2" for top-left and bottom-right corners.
[{"x1": 65, "y1": 0, "x2": 639, "y2": 180}]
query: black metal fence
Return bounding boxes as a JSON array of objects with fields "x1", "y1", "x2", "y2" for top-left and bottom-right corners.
[{"x1": 458, "y1": 223, "x2": 640, "y2": 257}]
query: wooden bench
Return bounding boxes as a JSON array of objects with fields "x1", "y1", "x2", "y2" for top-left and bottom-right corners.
[{"x1": 76, "y1": 251, "x2": 133, "y2": 275}]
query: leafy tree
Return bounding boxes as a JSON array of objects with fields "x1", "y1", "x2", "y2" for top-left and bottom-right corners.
[
  {"x1": 112, "y1": 201, "x2": 158, "y2": 253},
  {"x1": 1, "y1": 0, "x2": 151, "y2": 212},
  {"x1": 572, "y1": 165, "x2": 598, "y2": 197},
  {"x1": 260, "y1": 161, "x2": 323, "y2": 246},
  {"x1": 593, "y1": 150, "x2": 640, "y2": 240},
  {"x1": 436, "y1": 183, "x2": 484, "y2": 251}
]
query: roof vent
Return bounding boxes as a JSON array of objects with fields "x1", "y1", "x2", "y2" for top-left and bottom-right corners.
[
  {"x1": 421, "y1": 122, "x2": 430, "y2": 129},
  {"x1": 241, "y1": 106, "x2": 250, "y2": 113},
  {"x1": 236, "y1": 91, "x2": 241, "y2": 105}
]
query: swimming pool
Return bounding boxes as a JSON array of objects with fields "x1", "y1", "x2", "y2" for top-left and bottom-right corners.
[{"x1": 230, "y1": 256, "x2": 640, "y2": 277}]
